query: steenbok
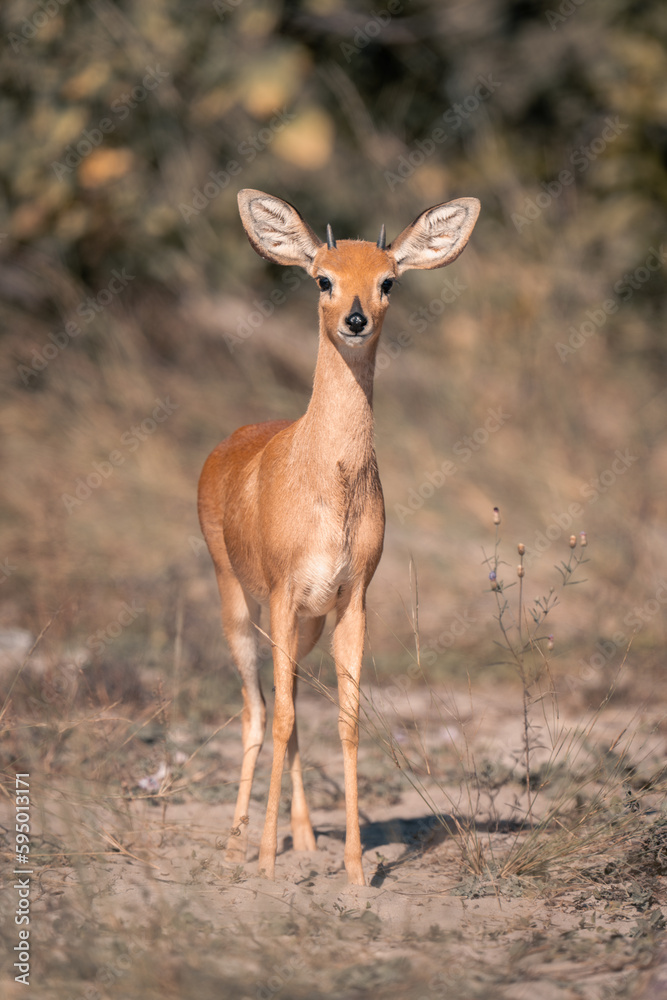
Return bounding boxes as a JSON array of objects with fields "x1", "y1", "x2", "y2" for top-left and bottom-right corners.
[{"x1": 198, "y1": 189, "x2": 479, "y2": 883}]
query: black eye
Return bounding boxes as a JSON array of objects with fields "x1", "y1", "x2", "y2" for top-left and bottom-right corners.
[
  {"x1": 318, "y1": 277, "x2": 332, "y2": 292},
  {"x1": 381, "y1": 278, "x2": 394, "y2": 295}
]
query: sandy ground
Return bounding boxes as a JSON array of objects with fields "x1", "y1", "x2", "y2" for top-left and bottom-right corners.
[{"x1": 2, "y1": 678, "x2": 667, "y2": 999}]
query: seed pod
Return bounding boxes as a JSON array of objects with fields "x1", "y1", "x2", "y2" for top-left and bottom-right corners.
[
  {"x1": 518, "y1": 542, "x2": 525, "y2": 556},
  {"x1": 548, "y1": 635, "x2": 554, "y2": 651},
  {"x1": 493, "y1": 507, "x2": 501, "y2": 525},
  {"x1": 569, "y1": 535, "x2": 577, "y2": 548},
  {"x1": 580, "y1": 531, "x2": 587, "y2": 547},
  {"x1": 517, "y1": 565, "x2": 525, "y2": 578}
]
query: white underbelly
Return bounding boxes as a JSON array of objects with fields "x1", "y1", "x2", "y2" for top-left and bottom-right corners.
[{"x1": 293, "y1": 552, "x2": 351, "y2": 617}]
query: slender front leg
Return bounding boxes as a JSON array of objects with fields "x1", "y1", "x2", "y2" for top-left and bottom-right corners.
[
  {"x1": 287, "y1": 706, "x2": 316, "y2": 851},
  {"x1": 258, "y1": 597, "x2": 298, "y2": 879},
  {"x1": 288, "y1": 615, "x2": 326, "y2": 851},
  {"x1": 333, "y1": 592, "x2": 367, "y2": 886}
]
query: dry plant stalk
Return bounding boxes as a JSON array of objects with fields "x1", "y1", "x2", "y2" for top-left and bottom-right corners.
[{"x1": 483, "y1": 509, "x2": 588, "y2": 827}]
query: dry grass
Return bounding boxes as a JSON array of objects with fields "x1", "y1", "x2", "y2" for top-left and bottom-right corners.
[{"x1": 2, "y1": 608, "x2": 666, "y2": 999}]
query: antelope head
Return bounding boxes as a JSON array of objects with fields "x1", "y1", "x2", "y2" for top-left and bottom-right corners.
[{"x1": 237, "y1": 189, "x2": 480, "y2": 352}]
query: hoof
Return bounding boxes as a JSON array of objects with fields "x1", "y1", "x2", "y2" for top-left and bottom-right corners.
[
  {"x1": 345, "y1": 862, "x2": 366, "y2": 886},
  {"x1": 292, "y1": 828, "x2": 317, "y2": 852},
  {"x1": 257, "y1": 853, "x2": 276, "y2": 880},
  {"x1": 225, "y1": 818, "x2": 249, "y2": 864}
]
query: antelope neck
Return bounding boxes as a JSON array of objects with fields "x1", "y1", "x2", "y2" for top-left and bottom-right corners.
[{"x1": 294, "y1": 326, "x2": 378, "y2": 473}]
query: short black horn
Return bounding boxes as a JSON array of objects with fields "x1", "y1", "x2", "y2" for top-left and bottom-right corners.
[
  {"x1": 326, "y1": 224, "x2": 336, "y2": 250},
  {"x1": 377, "y1": 223, "x2": 386, "y2": 249}
]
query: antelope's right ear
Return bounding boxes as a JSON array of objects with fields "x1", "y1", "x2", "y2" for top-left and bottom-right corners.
[{"x1": 237, "y1": 189, "x2": 321, "y2": 270}]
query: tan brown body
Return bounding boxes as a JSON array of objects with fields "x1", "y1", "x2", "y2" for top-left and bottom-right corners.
[{"x1": 198, "y1": 189, "x2": 479, "y2": 884}]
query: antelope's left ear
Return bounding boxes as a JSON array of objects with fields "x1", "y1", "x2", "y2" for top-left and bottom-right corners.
[{"x1": 388, "y1": 197, "x2": 480, "y2": 275}]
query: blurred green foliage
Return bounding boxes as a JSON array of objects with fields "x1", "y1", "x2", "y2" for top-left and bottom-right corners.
[{"x1": 2, "y1": 0, "x2": 666, "y2": 295}]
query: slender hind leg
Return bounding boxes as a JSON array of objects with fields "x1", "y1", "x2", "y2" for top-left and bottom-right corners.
[
  {"x1": 288, "y1": 615, "x2": 326, "y2": 851},
  {"x1": 215, "y1": 563, "x2": 265, "y2": 865},
  {"x1": 332, "y1": 591, "x2": 366, "y2": 886}
]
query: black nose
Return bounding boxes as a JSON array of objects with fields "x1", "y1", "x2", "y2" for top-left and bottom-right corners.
[{"x1": 345, "y1": 311, "x2": 367, "y2": 334}]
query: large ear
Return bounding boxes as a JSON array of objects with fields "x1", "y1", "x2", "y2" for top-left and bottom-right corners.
[
  {"x1": 388, "y1": 197, "x2": 480, "y2": 275},
  {"x1": 237, "y1": 189, "x2": 322, "y2": 270}
]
